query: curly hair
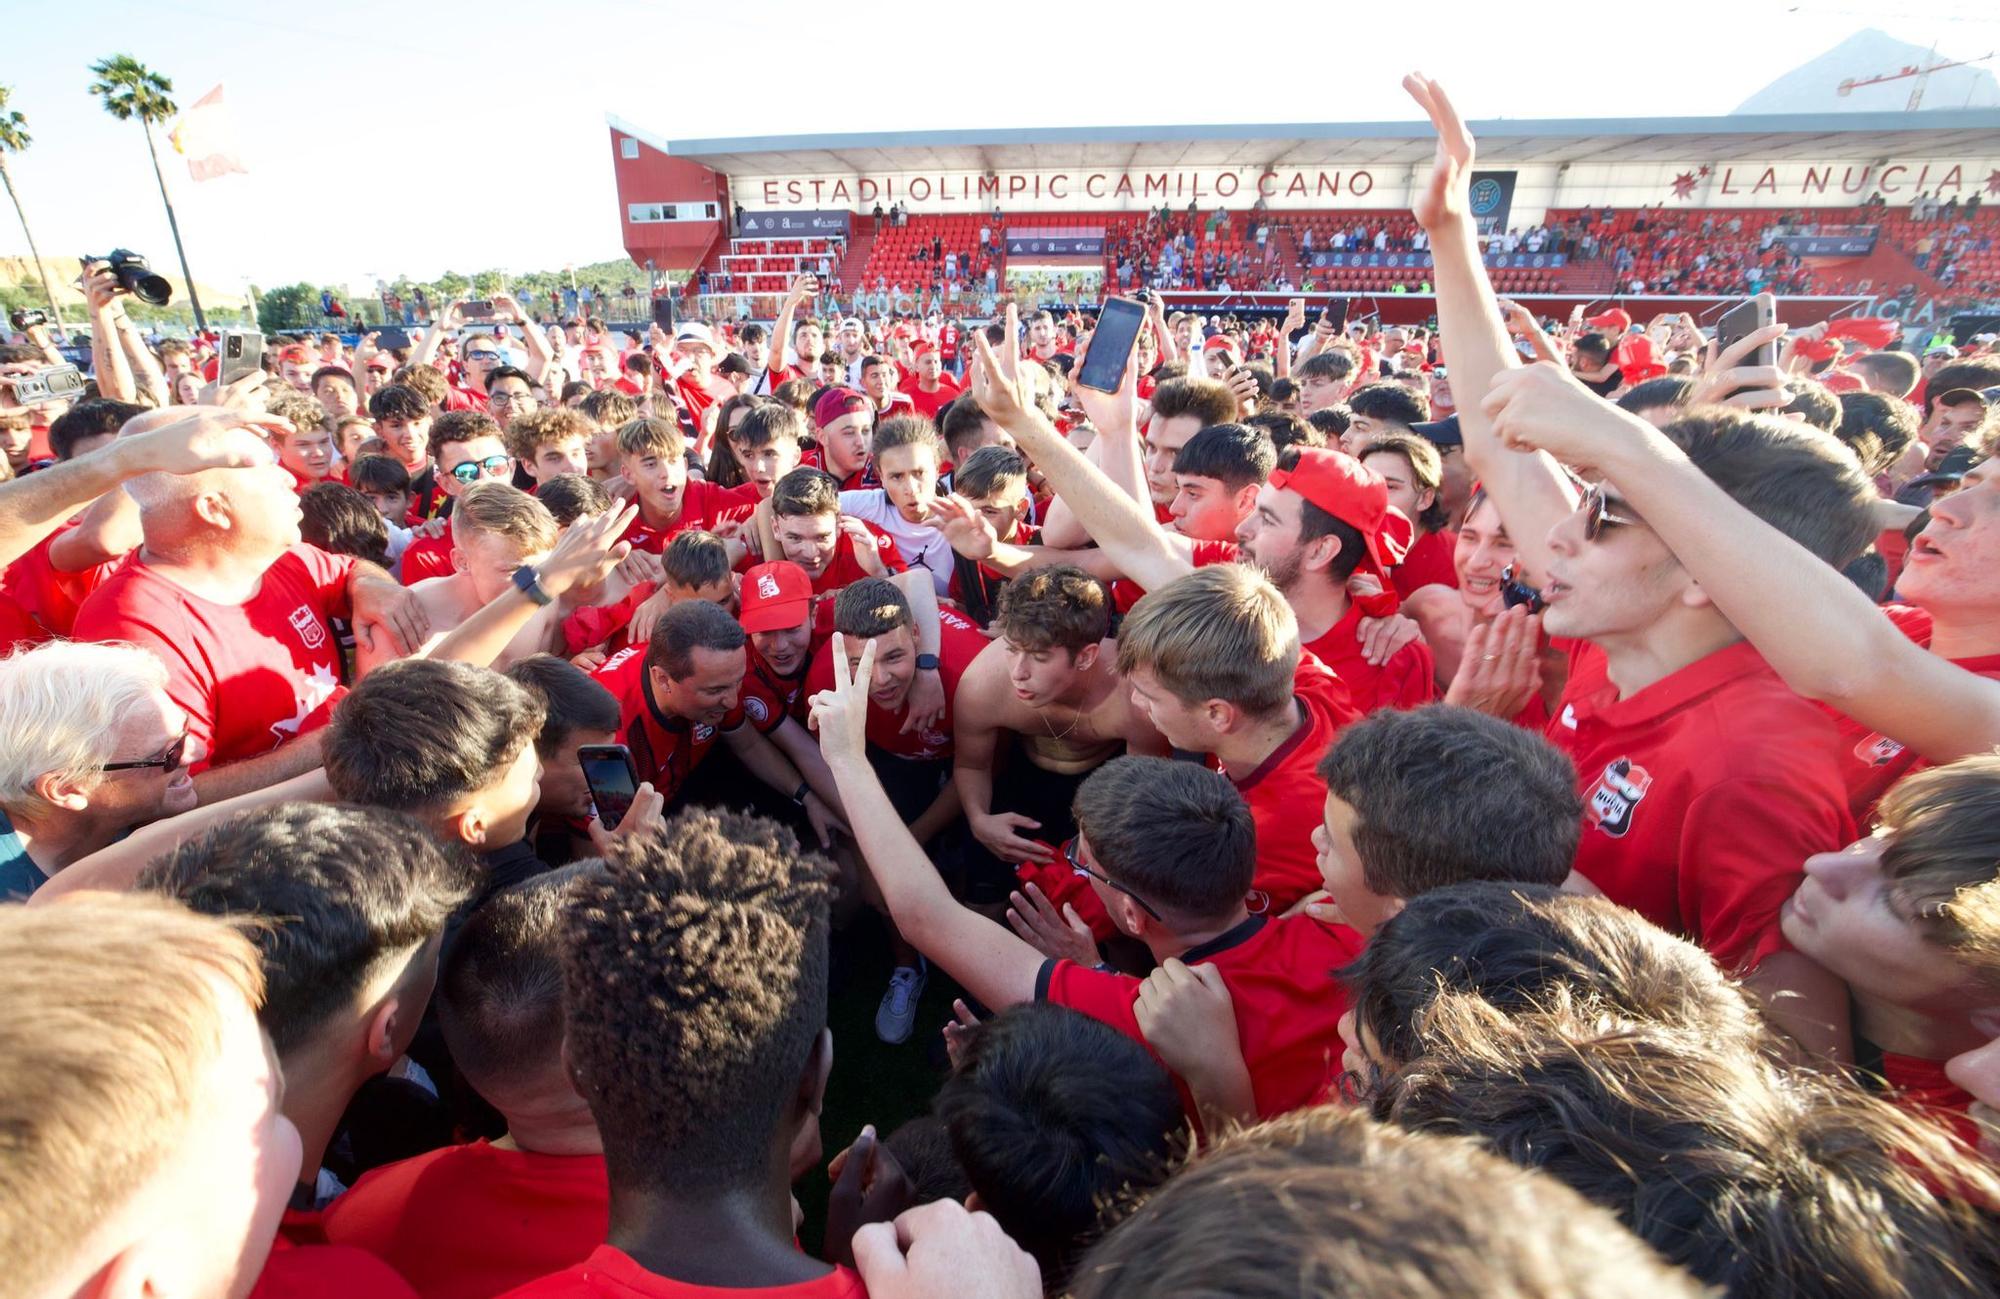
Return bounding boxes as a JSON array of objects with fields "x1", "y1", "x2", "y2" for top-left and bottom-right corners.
[{"x1": 561, "y1": 810, "x2": 835, "y2": 1193}]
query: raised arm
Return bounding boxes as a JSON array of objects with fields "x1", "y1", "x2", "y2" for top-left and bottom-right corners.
[
  {"x1": 1404, "y1": 74, "x2": 1576, "y2": 577},
  {"x1": 770, "y1": 275, "x2": 816, "y2": 382},
  {"x1": 410, "y1": 302, "x2": 461, "y2": 369},
  {"x1": 82, "y1": 264, "x2": 136, "y2": 404},
  {"x1": 426, "y1": 503, "x2": 638, "y2": 666},
  {"x1": 812, "y1": 636, "x2": 1045, "y2": 1011},
  {"x1": 0, "y1": 407, "x2": 280, "y2": 568},
  {"x1": 969, "y1": 309, "x2": 1191, "y2": 592},
  {"x1": 1481, "y1": 360, "x2": 2000, "y2": 764}
]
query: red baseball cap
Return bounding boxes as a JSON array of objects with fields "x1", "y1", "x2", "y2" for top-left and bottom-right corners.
[
  {"x1": 1266, "y1": 448, "x2": 1414, "y2": 595},
  {"x1": 911, "y1": 340, "x2": 936, "y2": 357},
  {"x1": 1585, "y1": 308, "x2": 1632, "y2": 331},
  {"x1": 813, "y1": 386, "x2": 871, "y2": 430},
  {"x1": 1202, "y1": 335, "x2": 1240, "y2": 355},
  {"x1": 739, "y1": 561, "x2": 814, "y2": 633}
]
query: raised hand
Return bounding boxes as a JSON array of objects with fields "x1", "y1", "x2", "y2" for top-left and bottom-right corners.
[
  {"x1": 1444, "y1": 604, "x2": 1543, "y2": 717},
  {"x1": 120, "y1": 406, "x2": 285, "y2": 477},
  {"x1": 586, "y1": 781, "x2": 667, "y2": 851},
  {"x1": 1069, "y1": 324, "x2": 1140, "y2": 439},
  {"x1": 808, "y1": 632, "x2": 877, "y2": 763},
  {"x1": 928, "y1": 492, "x2": 999, "y2": 561},
  {"x1": 1404, "y1": 72, "x2": 1476, "y2": 231},
  {"x1": 851, "y1": 1202, "x2": 1041, "y2": 1299},
  {"x1": 537, "y1": 501, "x2": 639, "y2": 598},
  {"x1": 1481, "y1": 360, "x2": 1641, "y2": 464},
  {"x1": 1693, "y1": 317, "x2": 1790, "y2": 411}
]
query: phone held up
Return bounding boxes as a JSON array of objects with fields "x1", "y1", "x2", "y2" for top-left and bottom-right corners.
[
  {"x1": 219, "y1": 330, "x2": 265, "y2": 388},
  {"x1": 577, "y1": 743, "x2": 641, "y2": 832},
  {"x1": 1076, "y1": 296, "x2": 1147, "y2": 393}
]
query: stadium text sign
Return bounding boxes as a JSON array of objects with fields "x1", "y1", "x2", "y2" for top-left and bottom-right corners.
[{"x1": 758, "y1": 168, "x2": 1381, "y2": 209}]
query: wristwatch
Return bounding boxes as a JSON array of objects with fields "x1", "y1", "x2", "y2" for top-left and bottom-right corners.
[
  {"x1": 915, "y1": 653, "x2": 940, "y2": 671},
  {"x1": 511, "y1": 564, "x2": 553, "y2": 607}
]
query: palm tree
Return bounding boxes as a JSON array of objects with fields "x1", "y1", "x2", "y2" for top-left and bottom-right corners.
[
  {"x1": 0, "y1": 85, "x2": 66, "y2": 337},
  {"x1": 87, "y1": 54, "x2": 206, "y2": 330}
]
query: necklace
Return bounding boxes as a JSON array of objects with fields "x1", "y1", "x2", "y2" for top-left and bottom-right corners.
[{"x1": 1035, "y1": 705, "x2": 1085, "y2": 744}]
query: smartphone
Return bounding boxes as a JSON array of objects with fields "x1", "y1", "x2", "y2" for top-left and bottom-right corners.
[
  {"x1": 219, "y1": 329, "x2": 265, "y2": 387},
  {"x1": 651, "y1": 295, "x2": 677, "y2": 332},
  {"x1": 375, "y1": 326, "x2": 411, "y2": 351},
  {"x1": 577, "y1": 743, "x2": 641, "y2": 830},
  {"x1": 1076, "y1": 296, "x2": 1146, "y2": 392},
  {"x1": 1714, "y1": 294, "x2": 1777, "y2": 370},
  {"x1": 1318, "y1": 298, "x2": 1349, "y2": 334},
  {"x1": 462, "y1": 299, "x2": 496, "y2": 320}
]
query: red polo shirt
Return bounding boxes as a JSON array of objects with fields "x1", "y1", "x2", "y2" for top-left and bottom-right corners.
[
  {"x1": 620, "y1": 480, "x2": 762, "y2": 554},
  {"x1": 899, "y1": 374, "x2": 962, "y2": 422},
  {"x1": 250, "y1": 1236, "x2": 420, "y2": 1299},
  {"x1": 1216, "y1": 652, "x2": 1361, "y2": 914},
  {"x1": 1302, "y1": 601, "x2": 1438, "y2": 714},
  {"x1": 1390, "y1": 527, "x2": 1458, "y2": 597},
  {"x1": 1548, "y1": 640, "x2": 1854, "y2": 972},
  {"x1": 1830, "y1": 604, "x2": 2000, "y2": 825},
  {"x1": 1038, "y1": 913, "x2": 1364, "y2": 1121},
  {"x1": 71, "y1": 544, "x2": 354, "y2": 772},
  {"x1": 323, "y1": 1142, "x2": 608, "y2": 1299},
  {"x1": 805, "y1": 519, "x2": 907, "y2": 595},
  {"x1": 591, "y1": 645, "x2": 771, "y2": 800},
  {"x1": 801, "y1": 607, "x2": 986, "y2": 762},
  {"x1": 499, "y1": 1246, "x2": 865, "y2": 1298}
]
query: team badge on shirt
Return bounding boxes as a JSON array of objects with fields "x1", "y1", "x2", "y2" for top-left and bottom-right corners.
[
  {"x1": 1853, "y1": 733, "x2": 1904, "y2": 767},
  {"x1": 744, "y1": 695, "x2": 770, "y2": 725},
  {"x1": 287, "y1": 604, "x2": 327, "y2": 650},
  {"x1": 1585, "y1": 758, "x2": 1653, "y2": 838}
]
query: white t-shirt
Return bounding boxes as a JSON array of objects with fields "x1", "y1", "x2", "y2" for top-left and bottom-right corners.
[{"x1": 839, "y1": 489, "x2": 953, "y2": 596}]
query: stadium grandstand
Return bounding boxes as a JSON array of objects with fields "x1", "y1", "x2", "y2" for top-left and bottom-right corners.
[{"x1": 607, "y1": 108, "x2": 2000, "y2": 324}]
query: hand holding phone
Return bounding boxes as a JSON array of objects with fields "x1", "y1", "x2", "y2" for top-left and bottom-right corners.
[{"x1": 578, "y1": 743, "x2": 642, "y2": 830}]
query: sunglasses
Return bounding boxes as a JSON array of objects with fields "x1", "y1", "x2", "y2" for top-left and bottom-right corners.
[
  {"x1": 465, "y1": 350, "x2": 500, "y2": 363},
  {"x1": 488, "y1": 391, "x2": 533, "y2": 408},
  {"x1": 1582, "y1": 483, "x2": 1640, "y2": 542},
  {"x1": 450, "y1": 454, "x2": 514, "y2": 483},
  {"x1": 1499, "y1": 562, "x2": 1545, "y2": 613},
  {"x1": 97, "y1": 729, "x2": 191, "y2": 774},
  {"x1": 1067, "y1": 837, "x2": 1162, "y2": 922}
]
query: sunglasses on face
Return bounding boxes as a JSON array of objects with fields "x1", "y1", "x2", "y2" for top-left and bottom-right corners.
[
  {"x1": 1582, "y1": 483, "x2": 1640, "y2": 542},
  {"x1": 450, "y1": 454, "x2": 514, "y2": 483},
  {"x1": 97, "y1": 729, "x2": 191, "y2": 774},
  {"x1": 1067, "y1": 837, "x2": 1162, "y2": 922},
  {"x1": 465, "y1": 350, "x2": 500, "y2": 363},
  {"x1": 1499, "y1": 562, "x2": 1545, "y2": 613}
]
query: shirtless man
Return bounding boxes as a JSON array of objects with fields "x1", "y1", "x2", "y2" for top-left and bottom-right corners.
[
  {"x1": 359, "y1": 481, "x2": 562, "y2": 671},
  {"x1": 954, "y1": 564, "x2": 1168, "y2": 866}
]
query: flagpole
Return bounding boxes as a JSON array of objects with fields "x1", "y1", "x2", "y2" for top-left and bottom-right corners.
[{"x1": 142, "y1": 120, "x2": 206, "y2": 332}]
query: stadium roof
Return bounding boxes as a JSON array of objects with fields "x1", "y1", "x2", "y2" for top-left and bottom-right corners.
[{"x1": 610, "y1": 110, "x2": 2000, "y2": 176}]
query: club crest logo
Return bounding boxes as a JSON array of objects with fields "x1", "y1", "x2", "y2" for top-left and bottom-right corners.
[
  {"x1": 744, "y1": 695, "x2": 771, "y2": 724},
  {"x1": 287, "y1": 605, "x2": 326, "y2": 650},
  {"x1": 756, "y1": 571, "x2": 782, "y2": 600},
  {"x1": 1854, "y1": 733, "x2": 1904, "y2": 767},
  {"x1": 693, "y1": 723, "x2": 715, "y2": 743},
  {"x1": 1585, "y1": 758, "x2": 1652, "y2": 838}
]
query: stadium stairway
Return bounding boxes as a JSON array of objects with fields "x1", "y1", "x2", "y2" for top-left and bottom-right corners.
[{"x1": 832, "y1": 218, "x2": 877, "y2": 297}]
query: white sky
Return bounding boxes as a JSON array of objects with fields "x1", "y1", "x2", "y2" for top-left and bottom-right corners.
[{"x1": 4, "y1": 0, "x2": 1997, "y2": 295}]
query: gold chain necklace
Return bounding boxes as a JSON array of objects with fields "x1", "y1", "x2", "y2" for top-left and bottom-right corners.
[{"x1": 1036, "y1": 704, "x2": 1085, "y2": 743}]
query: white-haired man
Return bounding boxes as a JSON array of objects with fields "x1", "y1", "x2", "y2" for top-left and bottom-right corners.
[{"x1": 0, "y1": 640, "x2": 198, "y2": 900}]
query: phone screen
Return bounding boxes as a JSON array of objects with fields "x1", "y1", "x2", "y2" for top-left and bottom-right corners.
[
  {"x1": 1076, "y1": 297, "x2": 1146, "y2": 392},
  {"x1": 462, "y1": 300, "x2": 495, "y2": 320},
  {"x1": 1318, "y1": 298, "x2": 1349, "y2": 334},
  {"x1": 1714, "y1": 296, "x2": 1776, "y2": 370},
  {"x1": 376, "y1": 327, "x2": 410, "y2": 351},
  {"x1": 651, "y1": 296, "x2": 677, "y2": 331},
  {"x1": 578, "y1": 745, "x2": 640, "y2": 830}
]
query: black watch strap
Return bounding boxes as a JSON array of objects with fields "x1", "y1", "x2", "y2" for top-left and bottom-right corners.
[{"x1": 511, "y1": 565, "x2": 553, "y2": 607}]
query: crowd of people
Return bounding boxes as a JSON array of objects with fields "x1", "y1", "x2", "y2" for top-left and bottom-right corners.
[{"x1": 7, "y1": 73, "x2": 2000, "y2": 1297}]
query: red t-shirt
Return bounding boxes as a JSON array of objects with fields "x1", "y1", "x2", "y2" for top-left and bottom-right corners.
[
  {"x1": 446, "y1": 383, "x2": 488, "y2": 412},
  {"x1": 1548, "y1": 640, "x2": 1854, "y2": 972},
  {"x1": 741, "y1": 599, "x2": 838, "y2": 727},
  {"x1": 1390, "y1": 528, "x2": 1458, "y2": 597},
  {"x1": 1877, "y1": 1051, "x2": 1981, "y2": 1152},
  {"x1": 323, "y1": 1142, "x2": 608, "y2": 1299},
  {"x1": 249, "y1": 1236, "x2": 420, "y2": 1299},
  {"x1": 1301, "y1": 601, "x2": 1437, "y2": 714},
  {"x1": 1039, "y1": 914, "x2": 1365, "y2": 1121},
  {"x1": 590, "y1": 644, "x2": 773, "y2": 799},
  {"x1": 808, "y1": 520, "x2": 908, "y2": 595},
  {"x1": 400, "y1": 519, "x2": 456, "y2": 586},
  {"x1": 498, "y1": 1245, "x2": 865, "y2": 1298},
  {"x1": 1217, "y1": 652, "x2": 1361, "y2": 914},
  {"x1": 1110, "y1": 539, "x2": 1240, "y2": 614},
  {"x1": 898, "y1": 375, "x2": 962, "y2": 422},
  {"x1": 1830, "y1": 604, "x2": 2000, "y2": 825},
  {"x1": 71, "y1": 545, "x2": 354, "y2": 772},
  {"x1": 802, "y1": 608, "x2": 986, "y2": 762},
  {"x1": 621, "y1": 480, "x2": 762, "y2": 554},
  {"x1": 563, "y1": 582, "x2": 662, "y2": 659},
  {"x1": 0, "y1": 522, "x2": 121, "y2": 650}
]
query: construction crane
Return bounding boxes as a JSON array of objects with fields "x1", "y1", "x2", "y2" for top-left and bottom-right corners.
[{"x1": 1837, "y1": 45, "x2": 1994, "y2": 111}]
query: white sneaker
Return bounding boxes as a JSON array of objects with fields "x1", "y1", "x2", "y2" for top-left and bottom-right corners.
[{"x1": 875, "y1": 961, "x2": 928, "y2": 1044}]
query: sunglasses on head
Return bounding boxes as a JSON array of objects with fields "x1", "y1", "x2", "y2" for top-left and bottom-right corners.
[
  {"x1": 1582, "y1": 482, "x2": 1640, "y2": 542},
  {"x1": 1067, "y1": 837, "x2": 1162, "y2": 922},
  {"x1": 97, "y1": 729, "x2": 191, "y2": 775},
  {"x1": 450, "y1": 454, "x2": 514, "y2": 483}
]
